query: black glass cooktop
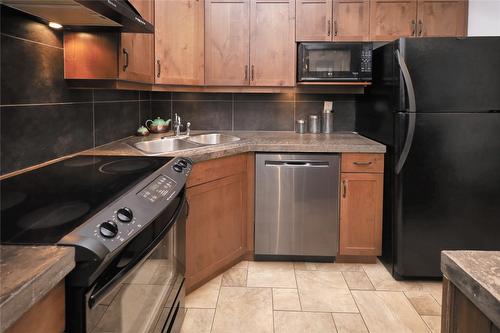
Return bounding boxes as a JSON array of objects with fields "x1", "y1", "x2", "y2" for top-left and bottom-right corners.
[{"x1": 0, "y1": 155, "x2": 172, "y2": 245}]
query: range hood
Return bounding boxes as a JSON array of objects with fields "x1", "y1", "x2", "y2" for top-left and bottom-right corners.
[{"x1": 1, "y1": 0, "x2": 154, "y2": 33}]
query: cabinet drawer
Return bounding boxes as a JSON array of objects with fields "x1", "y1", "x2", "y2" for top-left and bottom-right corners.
[
  {"x1": 341, "y1": 153, "x2": 384, "y2": 173},
  {"x1": 187, "y1": 153, "x2": 248, "y2": 188}
]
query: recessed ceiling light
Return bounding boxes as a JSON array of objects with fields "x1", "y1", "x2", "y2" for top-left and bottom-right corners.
[{"x1": 48, "y1": 22, "x2": 63, "y2": 29}]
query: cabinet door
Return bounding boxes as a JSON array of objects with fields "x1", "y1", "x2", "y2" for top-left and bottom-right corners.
[
  {"x1": 186, "y1": 173, "x2": 248, "y2": 291},
  {"x1": 250, "y1": 0, "x2": 296, "y2": 86},
  {"x1": 339, "y1": 173, "x2": 383, "y2": 256},
  {"x1": 370, "y1": 0, "x2": 418, "y2": 41},
  {"x1": 296, "y1": 0, "x2": 333, "y2": 41},
  {"x1": 119, "y1": 0, "x2": 154, "y2": 83},
  {"x1": 205, "y1": 0, "x2": 250, "y2": 86},
  {"x1": 417, "y1": 0, "x2": 467, "y2": 37},
  {"x1": 333, "y1": 0, "x2": 370, "y2": 41},
  {"x1": 155, "y1": 0, "x2": 204, "y2": 85}
]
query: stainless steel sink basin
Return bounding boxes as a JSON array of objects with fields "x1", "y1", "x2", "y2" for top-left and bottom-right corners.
[
  {"x1": 187, "y1": 133, "x2": 241, "y2": 145},
  {"x1": 132, "y1": 137, "x2": 200, "y2": 154}
]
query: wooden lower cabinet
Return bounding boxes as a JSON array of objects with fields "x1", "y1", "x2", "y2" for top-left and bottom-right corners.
[
  {"x1": 185, "y1": 154, "x2": 254, "y2": 292},
  {"x1": 339, "y1": 153, "x2": 384, "y2": 258}
]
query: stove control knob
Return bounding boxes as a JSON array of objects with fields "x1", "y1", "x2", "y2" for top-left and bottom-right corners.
[
  {"x1": 100, "y1": 221, "x2": 118, "y2": 238},
  {"x1": 177, "y1": 159, "x2": 189, "y2": 168},
  {"x1": 173, "y1": 164, "x2": 183, "y2": 173},
  {"x1": 117, "y1": 207, "x2": 133, "y2": 223}
]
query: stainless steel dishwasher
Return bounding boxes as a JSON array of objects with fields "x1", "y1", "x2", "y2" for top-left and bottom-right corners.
[{"x1": 255, "y1": 153, "x2": 340, "y2": 260}]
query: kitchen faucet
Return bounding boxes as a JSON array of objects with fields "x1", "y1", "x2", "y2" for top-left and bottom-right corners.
[{"x1": 173, "y1": 113, "x2": 191, "y2": 137}]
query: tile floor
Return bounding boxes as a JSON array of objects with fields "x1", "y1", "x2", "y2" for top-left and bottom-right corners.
[{"x1": 181, "y1": 260, "x2": 443, "y2": 333}]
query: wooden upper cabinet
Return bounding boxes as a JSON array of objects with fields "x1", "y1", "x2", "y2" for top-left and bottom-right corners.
[
  {"x1": 205, "y1": 0, "x2": 250, "y2": 86},
  {"x1": 370, "y1": 0, "x2": 418, "y2": 41},
  {"x1": 333, "y1": 0, "x2": 370, "y2": 41},
  {"x1": 155, "y1": 0, "x2": 204, "y2": 85},
  {"x1": 416, "y1": 0, "x2": 467, "y2": 37},
  {"x1": 296, "y1": 0, "x2": 333, "y2": 41},
  {"x1": 250, "y1": 0, "x2": 296, "y2": 86},
  {"x1": 119, "y1": 0, "x2": 154, "y2": 83}
]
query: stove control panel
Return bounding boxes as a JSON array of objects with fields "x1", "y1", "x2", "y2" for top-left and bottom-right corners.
[{"x1": 138, "y1": 175, "x2": 177, "y2": 203}]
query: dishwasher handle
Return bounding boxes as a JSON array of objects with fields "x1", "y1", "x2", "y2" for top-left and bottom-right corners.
[{"x1": 265, "y1": 160, "x2": 330, "y2": 167}]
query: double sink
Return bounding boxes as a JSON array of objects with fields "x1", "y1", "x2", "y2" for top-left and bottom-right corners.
[{"x1": 131, "y1": 133, "x2": 241, "y2": 155}]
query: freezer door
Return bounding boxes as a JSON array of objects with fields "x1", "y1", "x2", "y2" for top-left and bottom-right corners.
[
  {"x1": 255, "y1": 154, "x2": 340, "y2": 258},
  {"x1": 394, "y1": 112, "x2": 500, "y2": 278}
]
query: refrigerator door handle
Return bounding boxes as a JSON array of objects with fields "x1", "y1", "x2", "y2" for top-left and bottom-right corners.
[{"x1": 395, "y1": 49, "x2": 417, "y2": 174}]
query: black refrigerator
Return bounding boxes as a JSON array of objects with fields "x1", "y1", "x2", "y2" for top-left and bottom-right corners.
[{"x1": 356, "y1": 37, "x2": 500, "y2": 279}]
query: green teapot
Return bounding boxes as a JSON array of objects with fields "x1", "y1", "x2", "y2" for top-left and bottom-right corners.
[{"x1": 145, "y1": 117, "x2": 171, "y2": 133}]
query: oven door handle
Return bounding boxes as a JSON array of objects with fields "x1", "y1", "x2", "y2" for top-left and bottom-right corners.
[{"x1": 88, "y1": 191, "x2": 187, "y2": 308}]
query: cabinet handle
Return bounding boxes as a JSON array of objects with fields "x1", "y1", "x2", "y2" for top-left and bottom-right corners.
[
  {"x1": 334, "y1": 20, "x2": 338, "y2": 36},
  {"x1": 342, "y1": 180, "x2": 348, "y2": 198},
  {"x1": 251, "y1": 65, "x2": 255, "y2": 81},
  {"x1": 122, "y1": 48, "x2": 129, "y2": 71},
  {"x1": 327, "y1": 19, "x2": 331, "y2": 36},
  {"x1": 156, "y1": 59, "x2": 161, "y2": 78},
  {"x1": 411, "y1": 20, "x2": 416, "y2": 36},
  {"x1": 353, "y1": 161, "x2": 372, "y2": 166},
  {"x1": 244, "y1": 65, "x2": 248, "y2": 81},
  {"x1": 418, "y1": 20, "x2": 423, "y2": 36}
]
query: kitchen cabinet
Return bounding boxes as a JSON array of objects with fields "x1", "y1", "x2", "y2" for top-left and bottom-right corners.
[
  {"x1": 155, "y1": 0, "x2": 204, "y2": 85},
  {"x1": 416, "y1": 0, "x2": 467, "y2": 37},
  {"x1": 296, "y1": 0, "x2": 369, "y2": 41},
  {"x1": 369, "y1": 0, "x2": 418, "y2": 41},
  {"x1": 205, "y1": 0, "x2": 295, "y2": 87},
  {"x1": 339, "y1": 153, "x2": 384, "y2": 257},
  {"x1": 64, "y1": 0, "x2": 154, "y2": 83},
  {"x1": 185, "y1": 153, "x2": 254, "y2": 292},
  {"x1": 5, "y1": 282, "x2": 65, "y2": 333}
]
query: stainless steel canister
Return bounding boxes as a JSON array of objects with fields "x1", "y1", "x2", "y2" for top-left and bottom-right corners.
[
  {"x1": 308, "y1": 115, "x2": 320, "y2": 133},
  {"x1": 322, "y1": 112, "x2": 334, "y2": 133},
  {"x1": 296, "y1": 119, "x2": 306, "y2": 134}
]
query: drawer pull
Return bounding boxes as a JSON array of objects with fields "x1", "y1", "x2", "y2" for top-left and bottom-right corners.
[{"x1": 353, "y1": 161, "x2": 372, "y2": 166}]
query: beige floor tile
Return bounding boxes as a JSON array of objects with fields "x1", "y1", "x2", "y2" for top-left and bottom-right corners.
[
  {"x1": 185, "y1": 275, "x2": 221, "y2": 309},
  {"x1": 405, "y1": 291, "x2": 441, "y2": 316},
  {"x1": 422, "y1": 315, "x2": 441, "y2": 333},
  {"x1": 272, "y1": 288, "x2": 301, "y2": 311},
  {"x1": 222, "y1": 267, "x2": 247, "y2": 287},
  {"x1": 342, "y1": 271, "x2": 375, "y2": 290},
  {"x1": 247, "y1": 261, "x2": 296, "y2": 288},
  {"x1": 295, "y1": 270, "x2": 358, "y2": 313},
  {"x1": 362, "y1": 262, "x2": 424, "y2": 291},
  {"x1": 332, "y1": 313, "x2": 369, "y2": 333},
  {"x1": 180, "y1": 308, "x2": 215, "y2": 333},
  {"x1": 294, "y1": 262, "x2": 363, "y2": 272},
  {"x1": 421, "y1": 281, "x2": 444, "y2": 305},
  {"x1": 352, "y1": 290, "x2": 430, "y2": 333},
  {"x1": 212, "y1": 287, "x2": 273, "y2": 333},
  {"x1": 232, "y1": 260, "x2": 249, "y2": 269},
  {"x1": 274, "y1": 311, "x2": 337, "y2": 333}
]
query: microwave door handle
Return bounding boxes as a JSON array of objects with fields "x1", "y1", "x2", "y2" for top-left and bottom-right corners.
[{"x1": 394, "y1": 49, "x2": 416, "y2": 174}]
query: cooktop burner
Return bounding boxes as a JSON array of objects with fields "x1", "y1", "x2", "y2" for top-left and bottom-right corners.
[{"x1": 0, "y1": 155, "x2": 172, "y2": 244}]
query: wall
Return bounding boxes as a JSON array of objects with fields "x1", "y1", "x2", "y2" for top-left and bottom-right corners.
[
  {"x1": 468, "y1": 0, "x2": 500, "y2": 36},
  {"x1": 0, "y1": 6, "x2": 356, "y2": 176}
]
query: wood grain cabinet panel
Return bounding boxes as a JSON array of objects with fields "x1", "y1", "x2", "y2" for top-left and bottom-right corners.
[
  {"x1": 339, "y1": 172, "x2": 383, "y2": 256},
  {"x1": 205, "y1": 0, "x2": 250, "y2": 86},
  {"x1": 333, "y1": 0, "x2": 370, "y2": 41},
  {"x1": 369, "y1": 0, "x2": 418, "y2": 41},
  {"x1": 250, "y1": 0, "x2": 296, "y2": 86},
  {"x1": 296, "y1": 0, "x2": 333, "y2": 41},
  {"x1": 416, "y1": 0, "x2": 467, "y2": 37},
  {"x1": 155, "y1": 0, "x2": 204, "y2": 85}
]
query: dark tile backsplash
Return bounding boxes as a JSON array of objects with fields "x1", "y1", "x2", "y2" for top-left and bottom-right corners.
[{"x1": 1, "y1": 6, "x2": 357, "y2": 175}]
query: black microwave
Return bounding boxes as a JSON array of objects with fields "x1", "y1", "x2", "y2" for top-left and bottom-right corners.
[{"x1": 297, "y1": 42, "x2": 372, "y2": 82}]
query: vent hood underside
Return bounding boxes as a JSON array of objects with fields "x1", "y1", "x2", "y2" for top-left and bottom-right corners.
[{"x1": 2, "y1": 0, "x2": 154, "y2": 33}]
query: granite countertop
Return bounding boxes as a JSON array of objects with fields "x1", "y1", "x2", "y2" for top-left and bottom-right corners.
[
  {"x1": 441, "y1": 250, "x2": 500, "y2": 328},
  {"x1": 0, "y1": 246, "x2": 75, "y2": 332},
  {"x1": 83, "y1": 131, "x2": 386, "y2": 161}
]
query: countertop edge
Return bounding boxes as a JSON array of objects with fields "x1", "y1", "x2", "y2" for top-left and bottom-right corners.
[
  {"x1": 0, "y1": 246, "x2": 75, "y2": 333},
  {"x1": 441, "y1": 251, "x2": 500, "y2": 329}
]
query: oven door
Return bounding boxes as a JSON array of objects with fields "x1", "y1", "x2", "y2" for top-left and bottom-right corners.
[
  {"x1": 82, "y1": 191, "x2": 187, "y2": 333},
  {"x1": 298, "y1": 43, "x2": 364, "y2": 81}
]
